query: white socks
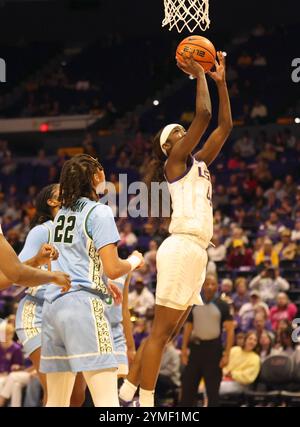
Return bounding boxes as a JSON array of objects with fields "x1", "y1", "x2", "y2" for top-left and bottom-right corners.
[
  {"x1": 119, "y1": 379, "x2": 138, "y2": 402},
  {"x1": 139, "y1": 388, "x2": 155, "y2": 407}
]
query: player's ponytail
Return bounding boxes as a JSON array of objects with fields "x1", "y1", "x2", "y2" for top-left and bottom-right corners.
[
  {"x1": 30, "y1": 184, "x2": 58, "y2": 229},
  {"x1": 150, "y1": 128, "x2": 167, "y2": 184},
  {"x1": 143, "y1": 129, "x2": 171, "y2": 219},
  {"x1": 59, "y1": 154, "x2": 103, "y2": 210}
]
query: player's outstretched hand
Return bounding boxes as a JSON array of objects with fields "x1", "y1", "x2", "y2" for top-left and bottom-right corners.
[
  {"x1": 52, "y1": 271, "x2": 71, "y2": 293},
  {"x1": 107, "y1": 282, "x2": 123, "y2": 305},
  {"x1": 36, "y1": 244, "x2": 59, "y2": 266},
  {"x1": 207, "y1": 51, "x2": 226, "y2": 83},
  {"x1": 176, "y1": 55, "x2": 205, "y2": 77}
]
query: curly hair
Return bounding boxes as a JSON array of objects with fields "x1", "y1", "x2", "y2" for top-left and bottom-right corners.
[
  {"x1": 59, "y1": 154, "x2": 103, "y2": 210},
  {"x1": 30, "y1": 184, "x2": 59, "y2": 229}
]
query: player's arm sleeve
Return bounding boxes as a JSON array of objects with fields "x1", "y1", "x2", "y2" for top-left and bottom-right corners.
[
  {"x1": 18, "y1": 225, "x2": 49, "y2": 262},
  {"x1": 87, "y1": 205, "x2": 120, "y2": 251}
]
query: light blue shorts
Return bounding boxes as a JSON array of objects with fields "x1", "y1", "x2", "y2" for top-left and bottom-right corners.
[
  {"x1": 16, "y1": 295, "x2": 43, "y2": 358},
  {"x1": 40, "y1": 290, "x2": 118, "y2": 373},
  {"x1": 111, "y1": 324, "x2": 128, "y2": 376}
]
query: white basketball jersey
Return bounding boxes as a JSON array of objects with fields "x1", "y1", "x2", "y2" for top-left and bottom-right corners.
[{"x1": 167, "y1": 157, "x2": 213, "y2": 247}]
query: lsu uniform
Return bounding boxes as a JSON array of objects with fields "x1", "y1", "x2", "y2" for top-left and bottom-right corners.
[
  {"x1": 156, "y1": 157, "x2": 213, "y2": 310},
  {"x1": 15, "y1": 221, "x2": 52, "y2": 357},
  {"x1": 40, "y1": 198, "x2": 120, "y2": 373}
]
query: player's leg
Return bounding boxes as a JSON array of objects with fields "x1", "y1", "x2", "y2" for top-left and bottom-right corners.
[
  {"x1": 138, "y1": 304, "x2": 186, "y2": 406},
  {"x1": 29, "y1": 348, "x2": 47, "y2": 405},
  {"x1": 46, "y1": 372, "x2": 76, "y2": 407},
  {"x1": 119, "y1": 306, "x2": 192, "y2": 404},
  {"x1": 83, "y1": 368, "x2": 119, "y2": 407},
  {"x1": 70, "y1": 373, "x2": 86, "y2": 407}
]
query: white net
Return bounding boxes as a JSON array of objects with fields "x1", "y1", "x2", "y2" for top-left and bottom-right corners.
[{"x1": 162, "y1": 0, "x2": 210, "y2": 33}]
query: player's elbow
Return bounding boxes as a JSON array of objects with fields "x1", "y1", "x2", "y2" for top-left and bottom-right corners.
[
  {"x1": 106, "y1": 271, "x2": 120, "y2": 280},
  {"x1": 196, "y1": 108, "x2": 212, "y2": 122},
  {"x1": 103, "y1": 264, "x2": 121, "y2": 280},
  {"x1": 8, "y1": 268, "x2": 22, "y2": 284},
  {"x1": 223, "y1": 119, "x2": 233, "y2": 134}
]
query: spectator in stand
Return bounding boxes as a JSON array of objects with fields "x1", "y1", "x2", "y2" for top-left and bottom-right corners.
[
  {"x1": 274, "y1": 229, "x2": 297, "y2": 261},
  {"x1": 213, "y1": 210, "x2": 231, "y2": 229},
  {"x1": 237, "y1": 51, "x2": 253, "y2": 67},
  {"x1": 227, "y1": 240, "x2": 254, "y2": 270},
  {"x1": 249, "y1": 266, "x2": 290, "y2": 305},
  {"x1": 219, "y1": 332, "x2": 260, "y2": 395},
  {"x1": 291, "y1": 219, "x2": 300, "y2": 243},
  {"x1": 254, "y1": 160, "x2": 272, "y2": 188},
  {"x1": 225, "y1": 227, "x2": 249, "y2": 249},
  {"x1": 118, "y1": 222, "x2": 138, "y2": 249},
  {"x1": 213, "y1": 185, "x2": 229, "y2": 210},
  {"x1": 239, "y1": 290, "x2": 269, "y2": 333},
  {"x1": 259, "y1": 143, "x2": 277, "y2": 162},
  {"x1": 265, "y1": 179, "x2": 287, "y2": 203},
  {"x1": 0, "y1": 322, "x2": 24, "y2": 392},
  {"x1": 233, "y1": 131, "x2": 256, "y2": 159},
  {"x1": 259, "y1": 331, "x2": 275, "y2": 362},
  {"x1": 252, "y1": 312, "x2": 274, "y2": 342},
  {"x1": 235, "y1": 332, "x2": 246, "y2": 348},
  {"x1": 220, "y1": 278, "x2": 234, "y2": 304},
  {"x1": 250, "y1": 100, "x2": 268, "y2": 123},
  {"x1": 283, "y1": 175, "x2": 297, "y2": 197},
  {"x1": 128, "y1": 275, "x2": 155, "y2": 317},
  {"x1": 253, "y1": 53, "x2": 267, "y2": 67},
  {"x1": 32, "y1": 149, "x2": 51, "y2": 168},
  {"x1": 275, "y1": 327, "x2": 297, "y2": 357},
  {"x1": 232, "y1": 277, "x2": 250, "y2": 312},
  {"x1": 208, "y1": 235, "x2": 227, "y2": 262},
  {"x1": 270, "y1": 292, "x2": 298, "y2": 331},
  {"x1": 252, "y1": 24, "x2": 266, "y2": 37},
  {"x1": 261, "y1": 191, "x2": 280, "y2": 218},
  {"x1": 116, "y1": 151, "x2": 130, "y2": 169},
  {"x1": 255, "y1": 238, "x2": 279, "y2": 267},
  {"x1": 274, "y1": 319, "x2": 291, "y2": 349},
  {"x1": 144, "y1": 240, "x2": 158, "y2": 283}
]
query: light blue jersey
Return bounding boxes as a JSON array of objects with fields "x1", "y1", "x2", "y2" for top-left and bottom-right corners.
[
  {"x1": 44, "y1": 197, "x2": 120, "y2": 302},
  {"x1": 19, "y1": 220, "x2": 53, "y2": 301},
  {"x1": 16, "y1": 220, "x2": 53, "y2": 356}
]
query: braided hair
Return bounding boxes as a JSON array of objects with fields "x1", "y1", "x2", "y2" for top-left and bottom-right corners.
[
  {"x1": 30, "y1": 184, "x2": 59, "y2": 229},
  {"x1": 59, "y1": 154, "x2": 103, "y2": 210}
]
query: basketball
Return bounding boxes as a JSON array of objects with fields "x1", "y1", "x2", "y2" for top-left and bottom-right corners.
[{"x1": 176, "y1": 35, "x2": 216, "y2": 72}]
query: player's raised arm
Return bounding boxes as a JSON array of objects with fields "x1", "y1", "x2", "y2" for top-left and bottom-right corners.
[
  {"x1": 168, "y1": 57, "x2": 211, "y2": 165},
  {"x1": 194, "y1": 51, "x2": 233, "y2": 166}
]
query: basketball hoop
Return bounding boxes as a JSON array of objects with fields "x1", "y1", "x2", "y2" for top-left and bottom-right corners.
[{"x1": 162, "y1": 0, "x2": 210, "y2": 33}]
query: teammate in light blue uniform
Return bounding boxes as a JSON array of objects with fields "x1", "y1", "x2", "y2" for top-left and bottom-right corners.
[
  {"x1": 40, "y1": 154, "x2": 144, "y2": 407},
  {"x1": 15, "y1": 184, "x2": 60, "y2": 405},
  {"x1": 15, "y1": 184, "x2": 86, "y2": 407}
]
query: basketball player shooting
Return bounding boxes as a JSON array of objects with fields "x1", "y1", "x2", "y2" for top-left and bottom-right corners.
[{"x1": 120, "y1": 51, "x2": 233, "y2": 407}]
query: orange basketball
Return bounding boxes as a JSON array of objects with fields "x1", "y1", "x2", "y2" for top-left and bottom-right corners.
[{"x1": 176, "y1": 36, "x2": 216, "y2": 73}]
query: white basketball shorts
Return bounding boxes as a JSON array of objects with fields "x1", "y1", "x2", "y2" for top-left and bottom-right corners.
[{"x1": 155, "y1": 234, "x2": 208, "y2": 310}]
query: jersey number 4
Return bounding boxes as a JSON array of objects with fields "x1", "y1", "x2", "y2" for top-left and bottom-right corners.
[{"x1": 54, "y1": 215, "x2": 76, "y2": 244}]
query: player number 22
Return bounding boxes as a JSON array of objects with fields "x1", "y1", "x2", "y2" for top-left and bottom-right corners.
[{"x1": 54, "y1": 215, "x2": 76, "y2": 244}]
